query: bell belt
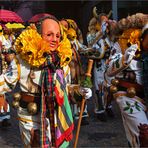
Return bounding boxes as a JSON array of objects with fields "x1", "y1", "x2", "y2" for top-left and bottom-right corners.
[{"x1": 20, "y1": 92, "x2": 41, "y2": 109}]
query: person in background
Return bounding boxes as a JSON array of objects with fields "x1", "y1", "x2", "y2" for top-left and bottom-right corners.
[
  {"x1": 0, "y1": 25, "x2": 12, "y2": 127},
  {"x1": 106, "y1": 14, "x2": 148, "y2": 147},
  {"x1": 87, "y1": 12, "x2": 114, "y2": 122},
  {"x1": 60, "y1": 19, "x2": 92, "y2": 125}
]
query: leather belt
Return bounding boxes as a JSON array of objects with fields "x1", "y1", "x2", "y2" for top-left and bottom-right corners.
[
  {"x1": 118, "y1": 79, "x2": 143, "y2": 92},
  {"x1": 20, "y1": 92, "x2": 41, "y2": 109}
]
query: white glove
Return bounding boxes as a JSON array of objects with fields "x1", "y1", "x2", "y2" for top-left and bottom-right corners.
[
  {"x1": 79, "y1": 87, "x2": 92, "y2": 100},
  {"x1": 124, "y1": 44, "x2": 138, "y2": 64}
]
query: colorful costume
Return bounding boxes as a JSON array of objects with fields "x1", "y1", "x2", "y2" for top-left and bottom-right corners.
[
  {"x1": 86, "y1": 10, "x2": 114, "y2": 121},
  {"x1": 106, "y1": 14, "x2": 148, "y2": 147},
  {"x1": 0, "y1": 25, "x2": 12, "y2": 126},
  {"x1": 61, "y1": 19, "x2": 92, "y2": 124},
  {"x1": 0, "y1": 16, "x2": 74, "y2": 147}
]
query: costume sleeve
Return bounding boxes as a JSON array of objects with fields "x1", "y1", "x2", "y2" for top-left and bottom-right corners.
[
  {"x1": 0, "y1": 59, "x2": 19, "y2": 94},
  {"x1": 63, "y1": 65, "x2": 71, "y2": 85}
]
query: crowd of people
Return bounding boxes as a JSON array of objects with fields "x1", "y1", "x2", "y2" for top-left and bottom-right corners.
[{"x1": 0, "y1": 6, "x2": 148, "y2": 148}]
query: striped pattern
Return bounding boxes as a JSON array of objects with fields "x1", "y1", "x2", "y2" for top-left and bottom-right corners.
[
  {"x1": 40, "y1": 54, "x2": 74, "y2": 147},
  {"x1": 55, "y1": 70, "x2": 74, "y2": 147}
]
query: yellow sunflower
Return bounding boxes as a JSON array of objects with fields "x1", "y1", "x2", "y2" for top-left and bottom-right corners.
[
  {"x1": 15, "y1": 24, "x2": 72, "y2": 68},
  {"x1": 15, "y1": 27, "x2": 50, "y2": 67}
]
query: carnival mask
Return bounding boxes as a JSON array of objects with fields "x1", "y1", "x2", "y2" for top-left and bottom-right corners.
[
  {"x1": 41, "y1": 19, "x2": 60, "y2": 51},
  {"x1": 67, "y1": 28, "x2": 77, "y2": 41}
]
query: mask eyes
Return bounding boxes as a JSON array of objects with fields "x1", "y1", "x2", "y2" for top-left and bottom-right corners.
[
  {"x1": 44, "y1": 33, "x2": 61, "y2": 39},
  {"x1": 46, "y1": 33, "x2": 52, "y2": 37},
  {"x1": 56, "y1": 34, "x2": 60, "y2": 39}
]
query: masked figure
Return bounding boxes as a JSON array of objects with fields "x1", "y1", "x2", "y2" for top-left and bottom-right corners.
[
  {"x1": 0, "y1": 15, "x2": 74, "y2": 147},
  {"x1": 106, "y1": 14, "x2": 148, "y2": 147},
  {"x1": 60, "y1": 19, "x2": 92, "y2": 125}
]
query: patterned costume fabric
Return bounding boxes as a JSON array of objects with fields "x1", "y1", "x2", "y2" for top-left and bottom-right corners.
[
  {"x1": 106, "y1": 41, "x2": 148, "y2": 147},
  {"x1": 0, "y1": 33, "x2": 12, "y2": 123},
  {"x1": 114, "y1": 91, "x2": 148, "y2": 147},
  {"x1": 0, "y1": 95, "x2": 10, "y2": 122},
  {"x1": 40, "y1": 53, "x2": 74, "y2": 147},
  {"x1": 0, "y1": 58, "x2": 19, "y2": 122},
  {"x1": 0, "y1": 51, "x2": 74, "y2": 147}
]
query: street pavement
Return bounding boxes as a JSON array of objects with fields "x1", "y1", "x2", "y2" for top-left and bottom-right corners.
[{"x1": 0, "y1": 95, "x2": 128, "y2": 148}]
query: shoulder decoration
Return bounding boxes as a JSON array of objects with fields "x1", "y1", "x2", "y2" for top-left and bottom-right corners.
[
  {"x1": 15, "y1": 26, "x2": 50, "y2": 67},
  {"x1": 57, "y1": 23, "x2": 72, "y2": 67},
  {"x1": 15, "y1": 24, "x2": 72, "y2": 68}
]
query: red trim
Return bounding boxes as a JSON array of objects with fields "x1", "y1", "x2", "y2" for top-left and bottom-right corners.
[
  {"x1": 56, "y1": 123, "x2": 74, "y2": 147},
  {"x1": 54, "y1": 86, "x2": 64, "y2": 106},
  {"x1": 118, "y1": 79, "x2": 143, "y2": 92}
]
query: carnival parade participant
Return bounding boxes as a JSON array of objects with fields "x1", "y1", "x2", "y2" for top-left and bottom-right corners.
[
  {"x1": 60, "y1": 19, "x2": 92, "y2": 125},
  {"x1": 0, "y1": 25, "x2": 12, "y2": 127},
  {"x1": 87, "y1": 8, "x2": 114, "y2": 122},
  {"x1": 0, "y1": 15, "x2": 75, "y2": 147},
  {"x1": 106, "y1": 13, "x2": 148, "y2": 147}
]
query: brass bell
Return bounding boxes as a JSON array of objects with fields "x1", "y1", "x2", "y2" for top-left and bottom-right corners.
[
  {"x1": 13, "y1": 92, "x2": 21, "y2": 101},
  {"x1": 111, "y1": 79, "x2": 119, "y2": 86},
  {"x1": 27, "y1": 102, "x2": 37, "y2": 115},
  {"x1": 127, "y1": 87, "x2": 136, "y2": 98},
  {"x1": 12, "y1": 101, "x2": 20, "y2": 109},
  {"x1": 110, "y1": 85, "x2": 118, "y2": 93}
]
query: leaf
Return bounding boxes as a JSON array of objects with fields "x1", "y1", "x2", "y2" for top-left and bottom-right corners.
[
  {"x1": 126, "y1": 101, "x2": 130, "y2": 107},
  {"x1": 130, "y1": 108, "x2": 133, "y2": 114},
  {"x1": 123, "y1": 106, "x2": 130, "y2": 111},
  {"x1": 135, "y1": 101, "x2": 141, "y2": 108},
  {"x1": 135, "y1": 106, "x2": 141, "y2": 111}
]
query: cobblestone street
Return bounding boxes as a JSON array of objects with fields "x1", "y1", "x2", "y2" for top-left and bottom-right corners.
[{"x1": 0, "y1": 94, "x2": 128, "y2": 147}]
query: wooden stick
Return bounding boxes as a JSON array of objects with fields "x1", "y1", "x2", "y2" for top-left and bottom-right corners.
[
  {"x1": 74, "y1": 59, "x2": 94, "y2": 148},
  {"x1": 85, "y1": 59, "x2": 94, "y2": 77},
  {"x1": 74, "y1": 96, "x2": 86, "y2": 148}
]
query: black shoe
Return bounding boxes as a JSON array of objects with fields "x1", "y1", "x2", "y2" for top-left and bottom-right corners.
[
  {"x1": 81, "y1": 117, "x2": 89, "y2": 126},
  {"x1": 1, "y1": 119, "x2": 11, "y2": 127},
  {"x1": 106, "y1": 108, "x2": 115, "y2": 118},
  {"x1": 97, "y1": 113, "x2": 107, "y2": 122}
]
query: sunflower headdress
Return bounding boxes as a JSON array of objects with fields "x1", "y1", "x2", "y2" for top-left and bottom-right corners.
[{"x1": 15, "y1": 22, "x2": 72, "y2": 68}]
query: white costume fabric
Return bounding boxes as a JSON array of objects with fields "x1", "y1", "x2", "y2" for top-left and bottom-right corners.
[
  {"x1": 107, "y1": 43, "x2": 148, "y2": 147},
  {"x1": 114, "y1": 91, "x2": 148, "y2": 147},
  {"x1": 0, "y1": 56, "x2": 73, "y2": 147},
  {"x1": 0, "y1": 35, "x2": 12, "y2": 123}
]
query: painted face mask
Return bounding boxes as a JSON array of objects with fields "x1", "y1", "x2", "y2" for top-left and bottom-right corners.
[
  {"x1": 67, "y1": 28, "x2": 77, "y2": 41},
  {"x1": 41, "y1": 19, "x2": 61, "y2": 51}
]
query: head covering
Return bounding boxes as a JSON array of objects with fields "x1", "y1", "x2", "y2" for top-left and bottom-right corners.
[{"x1": 29, "y1": 13, "x2": 53, "y2": 23}]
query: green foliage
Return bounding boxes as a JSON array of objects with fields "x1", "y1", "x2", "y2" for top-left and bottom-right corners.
[{"x1": 80, "y1": 76, "x2": 92, "y2": 88}]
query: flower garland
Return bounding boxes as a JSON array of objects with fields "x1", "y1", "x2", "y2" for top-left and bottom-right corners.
[{"x1": 15, "y1": 24, "x2": 72, "y2": 68}]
